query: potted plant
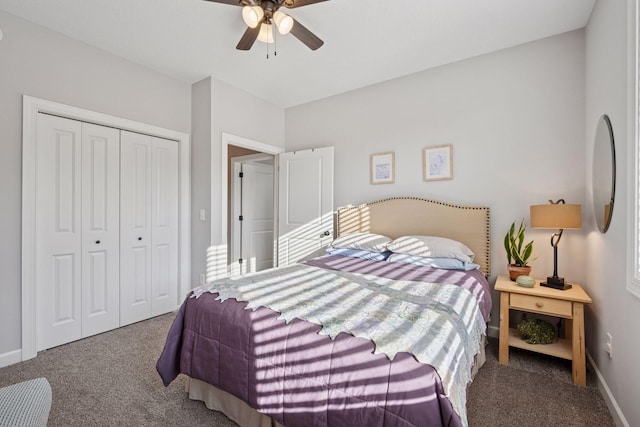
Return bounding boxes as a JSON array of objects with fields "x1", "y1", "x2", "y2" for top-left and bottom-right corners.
[{"x1": 504, "y1": 220, "x2": 536, "y2": 281}]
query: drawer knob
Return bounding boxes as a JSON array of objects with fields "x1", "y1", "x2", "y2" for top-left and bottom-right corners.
[{"x1": 535, "y1": 302, "x2": 544, "y2": 308}]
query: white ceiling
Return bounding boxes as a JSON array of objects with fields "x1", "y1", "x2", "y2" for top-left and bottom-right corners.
[{"x1": 0, "y1": 0, "x2": 595, "y2": 108}]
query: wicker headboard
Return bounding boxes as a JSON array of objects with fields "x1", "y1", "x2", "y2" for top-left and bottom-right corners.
[{"x1": 336, "y1": 197, "x2": 491, "y2": 276}]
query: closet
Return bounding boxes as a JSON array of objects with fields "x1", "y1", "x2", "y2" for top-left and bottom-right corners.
[{"x1": 35, "y1": 113, "x2": 179, "y2": 351}]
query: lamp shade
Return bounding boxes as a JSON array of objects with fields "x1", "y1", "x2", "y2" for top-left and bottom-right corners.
[{"x1": 530, "y1": 203, "x2": 582, "y2": 229}]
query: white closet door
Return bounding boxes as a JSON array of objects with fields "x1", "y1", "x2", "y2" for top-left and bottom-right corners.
[
  {"x1": 120, "y1": 131, "x2": 153, "y2": 326},
  {"x1": 36, "y1": 114, "x2": 83, "y2": 351},
  {"x1": 150, "y1": 136, "x2": 179, "y2": 316},
  {"x1": 81, "y1": 123, "x2": 120, "y2": 337},
  {"x1": 120, "y1": 131, "x2": 179, "y2": 325}
]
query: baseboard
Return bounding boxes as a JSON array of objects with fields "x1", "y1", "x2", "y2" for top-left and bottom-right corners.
[
  {"x1": 0, "y1": 349, "x2": 22, "y2": 368},
  {"x1": 587, "y1": 352, "x2": 629, "y2": 427},
  {"x1": 487, "y1": 325, "x2": 499, "y2": 339}
]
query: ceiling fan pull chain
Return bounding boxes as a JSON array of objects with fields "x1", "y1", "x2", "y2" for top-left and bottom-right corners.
[{"x1": 274, "y1": 30, "x2": 277, "y2": 56}]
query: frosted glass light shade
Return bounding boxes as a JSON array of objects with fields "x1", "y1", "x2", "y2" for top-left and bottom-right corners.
[
  {"x1": 273, "y1": 11, "x2": 294, "y2": 35},
  {"x1": 242, "y1": 6, "x2": 264, "y2": 28},
  {"x1": 257, "y1": 23, "x2": 274, "y2": 43}
]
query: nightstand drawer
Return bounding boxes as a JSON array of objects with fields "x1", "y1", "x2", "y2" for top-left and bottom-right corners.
[{"x1": 510, "y1": 293, "x2": 572, "y2": 317}]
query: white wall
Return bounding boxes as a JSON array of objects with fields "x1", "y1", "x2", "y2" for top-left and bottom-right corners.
[
  {"x1": 286, "y1": 30, "x2": 587, "y2": 328},
  {"x1": 585, "y1": 0, "x2": 639, "y2": 425},
  {"x1": 207, "y1": 78, "x2": 285, "y2": 279},
  {"x1": 0, "y1": 11, "x2": 191, "y2": 359},
  {"x1": 191, "y1": 77, "x2": 212, "y2": 287}
]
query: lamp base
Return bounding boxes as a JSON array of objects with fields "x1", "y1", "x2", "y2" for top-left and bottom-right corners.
[{"x1": 540, "y1": 276, "x2": 572, "y2": 290}]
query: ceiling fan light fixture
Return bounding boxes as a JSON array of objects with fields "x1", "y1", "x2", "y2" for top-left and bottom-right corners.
[
  {"x1": 257, "y1": 22, "x2": 274, "y2": 44},
  {"x1": 273, "y1": 10, "x2": 294, "y2": 35},
  {"x1": 242, "y1": 5, "x2": 264, "y2": 28}
]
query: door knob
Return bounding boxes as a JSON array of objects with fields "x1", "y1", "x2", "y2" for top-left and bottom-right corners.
[{"x1": 322, "y1": 231, "x2": 330, "y2": 237}]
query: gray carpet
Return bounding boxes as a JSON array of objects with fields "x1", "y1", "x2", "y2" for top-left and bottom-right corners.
[
  {"x1": 468, "y1": 340, "x2": 615, "y2": 427},
  {"x1": 0, "y1": 313, "x2": 615, "y2": 426}
]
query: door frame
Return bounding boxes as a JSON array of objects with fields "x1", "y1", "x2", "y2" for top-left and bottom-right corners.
[
  {"x1": 21, "y1": 95, "x2": 191, "y2": 361},
  {"x1": 219, "y1": 133, "x2": 283, "y2": 278}
]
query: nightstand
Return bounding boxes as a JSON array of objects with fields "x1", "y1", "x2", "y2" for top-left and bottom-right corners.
[{"x1": 495, "y1": 275, "x2": 593, "y2": 386}]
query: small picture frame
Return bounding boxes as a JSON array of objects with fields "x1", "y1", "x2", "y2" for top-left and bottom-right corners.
[
  {"x1": 370, "y1": 152, "x2": 395, "y2": 184},
  {"x1": 423, "y1": 144, "x2": 453, "y2": 181}
]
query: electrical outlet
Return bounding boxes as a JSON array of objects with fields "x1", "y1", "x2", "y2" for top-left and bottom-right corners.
[
  {"x1": 200, "y1": 273, "x2": 206, "y2": 285},
  {"x1": 605, "y1": 332, "x2": 613, "y2": 358},
  {"x1": 199, "y1": 209, "x2": 206, "y2": 221}
]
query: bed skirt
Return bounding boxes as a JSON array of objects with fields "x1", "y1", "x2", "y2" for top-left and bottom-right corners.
[{"x1": 186, "y1": 336, "x2": 487, "y2": 427}]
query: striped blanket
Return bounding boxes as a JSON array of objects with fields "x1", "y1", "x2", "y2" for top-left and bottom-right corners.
[{"x1": 192, "y1": 261, "x2": 486, "y2": 426}]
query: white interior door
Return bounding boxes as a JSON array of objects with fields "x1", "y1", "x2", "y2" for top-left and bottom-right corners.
[
  {"x1": 120, "y1": 131, "x2": 179, "y2": 325},
  {"x1": 81, "y1": 123, "x2": 121, "y2": 338},
  {"x1": 22, "y1": 96, "x2": 191, "y2": 360},
  {"x1": 120, "y1": 131, "x2": 153, "y2": 326},
  {"x1": 36, "y1": 114, "x2": 83, "y2": 350},
  {"x1": 277, "y1": 147, "x2": 334, "y2": 266},
  {"x1": 231, "y1": 162, "x2": 243, "y2": 276},
  {"x1": 150, "y1": 137, "x2": 179, "y2": 316},
  {"x1": 232, "y1": 161, "x2": 274, "y2": 275},
  {"x1": 243, "y1": 162, "x2": 274, "y2": 273}
]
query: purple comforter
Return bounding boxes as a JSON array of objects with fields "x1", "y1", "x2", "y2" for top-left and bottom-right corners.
[{"x1": 157, "y1": 256, "x2": 491, "y2": 427}]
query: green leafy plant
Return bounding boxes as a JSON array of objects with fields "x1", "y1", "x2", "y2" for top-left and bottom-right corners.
[
  {"x1": 517, "y1": 317, "x2": 556, "y2": 344},
  {"x1": 504, "y1": 220, "x2": 536, "y2": 267}
]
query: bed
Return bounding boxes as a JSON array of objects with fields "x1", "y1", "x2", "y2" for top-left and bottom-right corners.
[{"x1": 157, "y1": 197, "x2": 491, "y2": 427}]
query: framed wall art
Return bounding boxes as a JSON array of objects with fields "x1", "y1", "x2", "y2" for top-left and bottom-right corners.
[
  {"x1": 423, "y1": 144, "x2": 453, "y2": 181},
  {"x1": 370, "y1": 152, "x2": 395, "y2": 184}
]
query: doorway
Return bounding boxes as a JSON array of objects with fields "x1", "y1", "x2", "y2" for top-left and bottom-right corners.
[
  {"x1": 217, "y1": 134, "x2": 333, "y2": 279},
  {"x1": 219, "y1": 133, "x2": 283, "y2": 279}
]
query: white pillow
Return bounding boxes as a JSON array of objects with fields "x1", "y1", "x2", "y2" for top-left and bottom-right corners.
[
  {"x1": 330, "y1": 232, "x2": 392, "y2": 252},
  {"x1": 386, "y1": 253, "x2": 480, "y2": 270},
  {"x1": 387, "y1": 235, "x2": 475, "y2": 263}
]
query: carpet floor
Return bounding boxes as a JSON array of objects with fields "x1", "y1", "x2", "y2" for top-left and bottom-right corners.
[{"x1": 0, "y1": 313, "x2": 615, "y2": 426}]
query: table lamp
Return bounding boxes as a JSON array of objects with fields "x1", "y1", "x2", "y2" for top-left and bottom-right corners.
[{"x1": 530, "y1": 199, "x2": 582, "y2": 290}]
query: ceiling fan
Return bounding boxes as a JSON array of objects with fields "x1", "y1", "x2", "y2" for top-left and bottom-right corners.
[{"x1": 203, "y1": 0, "x2": 328, "y2": 51}]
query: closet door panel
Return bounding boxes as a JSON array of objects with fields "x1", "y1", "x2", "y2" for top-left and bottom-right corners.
[
  {"x1": 151, "y1": 137, "x2": 179, "y2": 315},
  {"x1": 81, "y1": 123, "x2": 120, "y2": 337},
  {"x1": 120, "y1": 131, "x2": 153, "y2": 326},
  {"x1": 36, "y1": 114, "x2": 83, "y2": 351}
]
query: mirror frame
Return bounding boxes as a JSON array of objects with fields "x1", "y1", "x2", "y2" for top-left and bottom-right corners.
[{"x1": 592, "y1": 114, "x2": 616, "y2": 233}]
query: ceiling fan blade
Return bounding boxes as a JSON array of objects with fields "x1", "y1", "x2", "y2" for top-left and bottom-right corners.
[
  {"x1": 282, "y1": 0, "x2": 330, "y2": 9},
  {"x1": 202, "y1": 0, "x2": 261, "y2": 6},
  {"x1": 289, "y1": 18, "x2": 324, "y2": 50},
  {"x1": 236, "y1": 26, "x2": 261, "y2": 50},
  {"x1": 201, "y1": 0, "x2": 244, "y2": 5}
]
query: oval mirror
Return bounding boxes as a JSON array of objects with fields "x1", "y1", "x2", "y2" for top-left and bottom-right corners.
[{"x1": 592, "y1": 114, "x2": 616, "y2": 233}]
